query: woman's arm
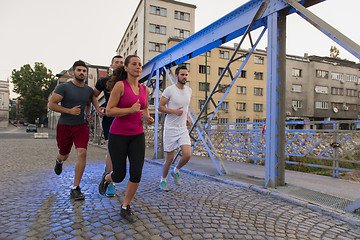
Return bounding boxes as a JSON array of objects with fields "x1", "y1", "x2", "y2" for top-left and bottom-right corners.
[{"x1": 143, "y1": 86, "x2": 154, "y2": 124}]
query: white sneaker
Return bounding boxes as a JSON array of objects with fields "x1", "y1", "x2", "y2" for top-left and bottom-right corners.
[
  {"x1": 159, "y1": 180, "x2": 169, "y2": 191},
  {"x1": 171, "y1": 171, "x2": 181, "y2": 186}
]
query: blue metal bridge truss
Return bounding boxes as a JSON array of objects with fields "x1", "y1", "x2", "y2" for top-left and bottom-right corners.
[{"x1": 139, "y1": 0, "x2": 360, "y2": 189}]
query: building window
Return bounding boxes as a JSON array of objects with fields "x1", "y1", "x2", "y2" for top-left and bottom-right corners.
[
  {"x1": 314, "y1": 86, "x2": 328, "y2": 94},
  {"x1": 292, "y1": 68, "x2": 302, "y2": 77},
  {"x1": 331, "y1": 87, "x2": 343, "y2": 95},
  {"x1": 254, "y1": 87, "x2": 263, "y2": 96},
  {"x1": 346, "y1": 89, "x2": 357, "y2": 97},
  {"x1": 238, "y1": 70, "x2": 246, "y2": 78},
  {"x1": 217, "y1": 84, "x2": 229, "y2": 93},
  {"x1": 292, "y1": 85, "x2": 302, "y2": 92},
  {"x1": 218, "y1": 67, "x2": 229, "y2": 76},
  {"x1": 149, "y1": 24, "x2": 166, "y2": 34},
  {"x1": 315, "y1": 101, "x2": 329, "y2": 109},
  {"x1": 237, "y1": 53, "x2": 246, "y2": 61},
  {"x1": 180, "y1": 63, "x2": 190, "y2": 72},
  {"x1": 174, "y1": 28, "x2": 190, "y2": 38},
  {"x1": 236, "y1": 102, "x2": 246, "y2": 111},
  {"x1": 199, "y1": 82, "x2": 210, "y2": 91},
  {"x1": 346, "y1": 74, "x2": 358, "y2": 83},
  {"x1": 254, "y1": 56, "x2": 264, "y2": 64},
  {"x1": 149, "y1": 42, "x2": 166, "y2": 52},
  {"x1": 236, "y1": 118, "x2": 246, "y2": 123},
  {"x1": 331, "y1": 72, "x2": 344, "y2": 81},
  {"x1": 199, "y1": 65, "x2": 210, "y2": 74},
  {"x1": 219, "y1": 50, "x2": 229, "y2": 59},
  {"x1": 200, "y1": 51, "x2": 211, "y2": 57},
  {"x1": 218, "y1": 118, "x2": 228, "y2": 124},
  {"x1": 254, "y1": 119, "x2": 264, "y2": 123},
  {"x1": 237, "y1": 86, "x2": 246, "y2": 94},
  {"x1": 134, "y1": 34, "x2": 137, "y2": 44},
  {"x1": 347, "y1": 104, "x2": 357, "y2": 111},
  {"x1": 134, "y1": 17, "x2": 138, "y2": 27},
  {"x1": 218, "y1": 101, "x2": 229, "y2": 110},
  {"x1": 150, "y1": 5, "x2": 167, "y2": 16},
  {"x1": 316, "y1": 70, "x2": 329, "y2": 79},
  {"x1": 254, "y1": 72, "x2": 263, "y2": 80},
  {"x1": 254, "y1": 104, "x2": 263, "y2": 112},
  {"x1": 198, "y1": 100, "x2": 209, "y2": 109},
  {"x1": 292, "y1": 100, "x2": 303, "y2": 109},
  {"x1": 174, "y1": 10, "x2": 190, "y2": 21},
  {"x1": 130, "y1": 41, "x2": 133, "y2": 49}
]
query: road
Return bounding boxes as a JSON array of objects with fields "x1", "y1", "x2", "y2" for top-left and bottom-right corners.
[{"x1": 0, "y1": 125, "x2": 359, "y2": 239}]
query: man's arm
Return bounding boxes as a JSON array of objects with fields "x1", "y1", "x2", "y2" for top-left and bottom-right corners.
[
  {"x1": 48, "y1": 93, "x2": 81, "y2": 115},
  {"x1": 158, "y1": 96, "x2": 183, "y2": 116},
  {"x1": 91, "y1": 94, "x2": 105, "y2": 117}
]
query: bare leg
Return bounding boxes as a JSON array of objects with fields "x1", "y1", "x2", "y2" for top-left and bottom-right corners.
[
  {"x1": 74, "y1": 148, "x2": 87, "y2": 187},
  {"x1": 175, "y1": 145, "x2": 191, "y2": 170},
  {"x1": 104, "y1": 174, "x2": 139, "y2": 206},
  {"x1": 57, "y1": 153, "x2": 69, "y2": 162},
  {"x1": 105, "y1": 140, "x2": 113, "y2": 172},
  {"x1": 123, "y1": 181, "x2": 140, "y2": 206},
  {"x1": 162, "y1": 150, "x2": 175, "y2": 178}
]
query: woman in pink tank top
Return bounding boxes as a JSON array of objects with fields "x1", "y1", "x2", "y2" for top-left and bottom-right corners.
[{"x1": 98, "y1": 55, "x2": 154, "y2": 223}]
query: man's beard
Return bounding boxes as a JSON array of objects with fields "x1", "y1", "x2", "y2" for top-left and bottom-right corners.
[
  {"x1": 75, "y1": 75, "x2": 85, "y2": 81},
  {"x1": 179, "y1": 79, "x2": 186, "y2": 85}
]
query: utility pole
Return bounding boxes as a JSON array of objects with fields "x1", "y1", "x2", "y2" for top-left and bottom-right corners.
[{"x1": 205, "y1": 52, "x2": 208, "y2": 123}]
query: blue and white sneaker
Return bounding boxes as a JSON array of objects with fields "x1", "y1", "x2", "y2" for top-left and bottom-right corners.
[
  {"x1": 171, "y1": 171, "x2": 181, "y2": 186},
  {"x1": 106, "y1": 183, "x2": 116, "y2": 197},
  {"x1": 159, "y1": 180, "x2": 169, "y2": 191}
]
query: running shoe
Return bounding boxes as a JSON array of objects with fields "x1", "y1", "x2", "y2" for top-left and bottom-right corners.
[
  {"x1": 54, "y1": 159, "x2": 63, "y2": 175},
  {"x1": 120, "y1": 205, "x2": 137, "y2": 223},
  {"x1": 159, "y1": 180, "x2": 169, "y2": 191},
  {"x1": 70, "y1": 186, "x2": 85, "y2": 201},
  {"x1": 106, "y1": 183, "x2": 116, "y2": 197},
  {"x1": 171, "y1": 170, "x2": 181, "y2": 186},
  {"x1": 99, "y1": 172, "x2": 109, "y2": 195}
]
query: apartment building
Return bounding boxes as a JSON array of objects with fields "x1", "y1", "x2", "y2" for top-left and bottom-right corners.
[
  {"x1": 116, "y1": 0, "x2": 196, "y2": 63},
  {"x1": 286, "y1": 55, "x2": 360, "y2": 121},
  {"x1": 0, "y1": 80, "x2": 9, "y2": 127},
  {"x1": 167, "y1": 39, "x2": 268, "y2": 124},
  {"x1": 115, "y1": 0, "x2": 359, "y2": 124}
]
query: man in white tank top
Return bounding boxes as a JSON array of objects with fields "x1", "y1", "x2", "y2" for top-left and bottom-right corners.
[{"x1": 158, "y1": 66, "x2": 192, "y2": 191}]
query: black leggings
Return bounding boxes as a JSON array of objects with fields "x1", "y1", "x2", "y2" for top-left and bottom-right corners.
[{"x1": 108, "y1": 133, "x2": 145, "y2": 183}]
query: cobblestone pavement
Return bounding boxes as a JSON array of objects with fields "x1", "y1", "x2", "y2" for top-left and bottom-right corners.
[{"x1": 0, "y1": 138, "x2": 360, "y2": 239}]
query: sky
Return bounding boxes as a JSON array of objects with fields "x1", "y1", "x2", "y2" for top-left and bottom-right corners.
[{"x1": 1, "y1": 0, "x2": 359, "y2": 98}]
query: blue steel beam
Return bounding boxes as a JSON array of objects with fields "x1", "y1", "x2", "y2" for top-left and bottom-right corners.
[
  {"x1": 140, "y1": 0, "x2": 325, "y2": 83},
  {"x1": 285, "y1": 0, "x2": 360, "y2": 60}
]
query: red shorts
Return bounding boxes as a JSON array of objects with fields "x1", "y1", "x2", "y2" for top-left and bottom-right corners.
[{"x1": 56, "y1": 123, "x2": 89, "y2": 156}]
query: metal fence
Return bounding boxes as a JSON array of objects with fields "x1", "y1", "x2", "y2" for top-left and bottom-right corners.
[
  {"x1": 89, "y1": 116, "x2": 360, "y2": 178},
  {"x1": 207, "y1": 120, "x2": 360, "y2": 178}
]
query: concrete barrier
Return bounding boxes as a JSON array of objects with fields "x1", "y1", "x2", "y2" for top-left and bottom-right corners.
[{"x1": 34, "y1": 133, "x2": 49, "y2": 139}]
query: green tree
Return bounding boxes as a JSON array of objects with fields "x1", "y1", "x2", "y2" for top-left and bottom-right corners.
[
  {"x1": 11, "y1": 62, "x2": 56, "y2": 123},
  {"x1": 9, "y1": 105, "x2": 16, "y2": 120},
  {"x1": 330, "y1": 46, "x2": 340, "y2": 58}
]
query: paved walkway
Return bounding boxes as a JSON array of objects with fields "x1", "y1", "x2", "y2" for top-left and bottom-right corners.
[{"x1": 0, "y1": 135, "x2": 360, "y2": 239}]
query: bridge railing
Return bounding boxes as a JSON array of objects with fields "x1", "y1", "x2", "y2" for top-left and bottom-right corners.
[{"x1": 205, "y1": 120, "x2": 360, "y2": 178}]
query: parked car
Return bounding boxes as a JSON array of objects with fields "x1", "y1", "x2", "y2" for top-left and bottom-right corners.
[{"x1": 26, "y1": 124, "x2": 37, "y2": 132}]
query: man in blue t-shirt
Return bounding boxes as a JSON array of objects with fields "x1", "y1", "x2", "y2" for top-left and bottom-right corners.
[
  {"x1": 93, "y1": 55, "x2": 124, "y2": 197},
  {"x1": 48, "y1": 60, "x2": 104, "y2": 200}
]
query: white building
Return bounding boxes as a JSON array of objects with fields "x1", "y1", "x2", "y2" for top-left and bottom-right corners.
[
  {"x1": 116, "y1": 0, "x2": 196, "y2": 63},
  {"x1": 0, "y1": 79, "x2": 9, "y2": 127}
]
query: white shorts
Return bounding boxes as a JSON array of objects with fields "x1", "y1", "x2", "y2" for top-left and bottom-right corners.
[{"x1": 163, "y1": 128, "x2": 191, "y2": 152}]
